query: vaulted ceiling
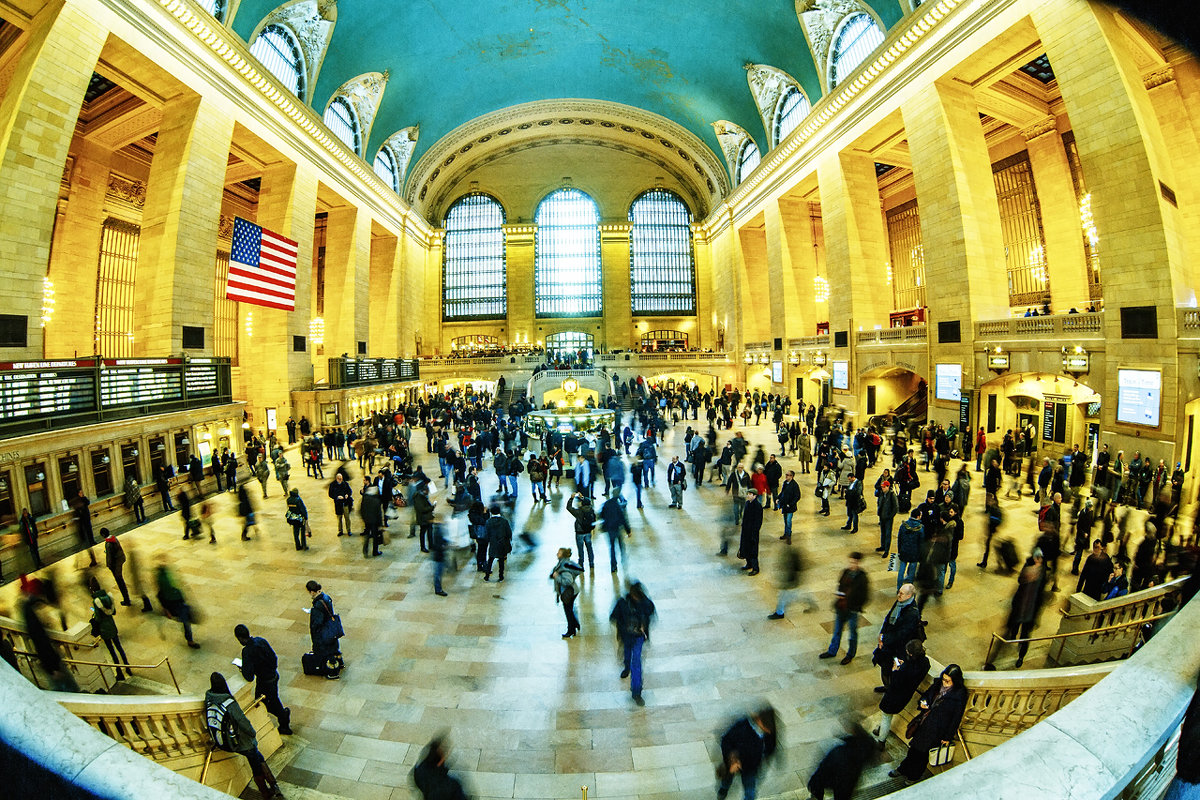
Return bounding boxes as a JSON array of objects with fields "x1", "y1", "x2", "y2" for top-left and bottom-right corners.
[{"x1": 229, "y1": 0, "x2": 908, "y2": 194}]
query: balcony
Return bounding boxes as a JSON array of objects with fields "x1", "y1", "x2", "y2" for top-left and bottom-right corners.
[
  {"x1": 975, "y1": 311, "x2": 1105, "y2": 340},
  {"x1": 856, "y1": 325, "x2": 928, "y2": 345}
]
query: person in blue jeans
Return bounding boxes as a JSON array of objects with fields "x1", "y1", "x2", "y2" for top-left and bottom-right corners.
[
  {"x1": 819, "y1": 553, "x2": 869, "y2": 665},
  {"x1": 776, "y1": 471, "x2": 800, "y2": 544},
  {"x1": 894, "y1": 509, "x2": 923, "y2": 592},
  {"x1": 717, "y1": 707, "x2": 777, "y2": 800},
  {"x1": 610, "y1": 582, "x2": 655, "y2": 706}
]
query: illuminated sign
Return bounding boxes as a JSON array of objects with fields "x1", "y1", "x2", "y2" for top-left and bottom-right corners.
[
  {"x1": 832, "y1": 360, "x2": 849, "y2": 390},
  {"x1": 1117, "y1": 369, "x2": 1161, "y2": 427},
  {"x1": 935, "y1": 363, "x2": 962, "y2": 402}
]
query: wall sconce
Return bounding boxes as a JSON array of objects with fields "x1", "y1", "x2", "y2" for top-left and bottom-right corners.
[
  {"x1": 181, "y1": 437, "x2": 190, "y2": 445},
  {"x1": 130, "y1": 449, "x2": 139, "y2": 457},
  {"x1": 0, "y1": 479, "x2": 7, "y2": 492},
  {"x1": 156, "y1": 443, "x2": 166, "y2": 451},
  {"x1": 986, "y1": 345, "x2": 1009, "y2": 373},
  {"x1": 813, "y1": 352, "x2": 827, "y2": 366},
  {"x1": 67, "y1": 463, "x2": 78, "y2": 473},
  {"x1": 788, "y1": 351, "x2": 800, "y2": 365},
  {"x1": 35, "y1": 472, "x2": 45, "y2": 481},
  {"x1": 744, "y1": 353, "x2": 754, "y2": 364},
  {"x1": 759, "y1": 354, "x2": 770, "y2": 364},
  {"x1": 241, "y1": 421, "x2": 250, "y2": 429},
  {"x1": 101, "y1": 455, "x2": 110, "y2": 464}
]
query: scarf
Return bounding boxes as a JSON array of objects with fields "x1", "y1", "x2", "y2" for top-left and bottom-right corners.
[{"x1": 887, "y1": 596, "x2": 914, "y2": 626}]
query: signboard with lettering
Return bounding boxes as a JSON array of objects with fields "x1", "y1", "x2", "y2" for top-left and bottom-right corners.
[
  {"x1": 1117, "y1": 369, "x2": 1161, "y2": 427},
  {"x1": 831, "y1": 360, "x2": 849, "y2": 390},
  {"x1": 959, "y1": 392, "x2": 972, "y2": 440},
  {"x1": 1042, "y1": 399, "x2": 1068, "y2": 444},
  {"x1": 935, "y1": 363, "x2": 962, "y2": 402},
  {"x1": 330, "y1": 358, "x2": 420, "y2": 389},
  {"x1": 0, "y1": 368, "x2": 97, "y2": 420}
]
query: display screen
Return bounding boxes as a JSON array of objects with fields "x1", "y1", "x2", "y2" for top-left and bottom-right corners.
[
  {"x1": 184, "y1": 365, "x2": 219, "y2": 397},
  {"x1": 0, "y1": 369, "x2": 97, "y2": 420},
  {"x1": 101, "y1": 367, "x2": 184, "y2": 408},
  {"x1": 1117, "y1": 369, "x2": 1161, "y2": 427},
  {"x1": 771, "y1": 361, "x2": 783, "y2": 383},
  {"x1": 935, "y1": 363, "x2": 962, "y2": 402},
  {"x1": 335, "y1": 358, "x2": 419, "y2": 388},
  {"x1": 832, "y1": 361, "x2": 848, "y2": 390}
]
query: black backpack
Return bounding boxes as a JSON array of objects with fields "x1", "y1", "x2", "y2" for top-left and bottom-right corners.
[{"x1": 206, "y1": 697, "x2": 242, "y2": 752}]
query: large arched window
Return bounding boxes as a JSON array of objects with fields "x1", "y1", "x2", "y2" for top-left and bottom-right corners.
[
  {"x1": 735, "y1": 139, "x2": 761, "y2": 184},
  {"x1": 323, "y1": 96, "x2": 360, "y2": 155},
  {"x1": 443, "y1": 194, "x2": 507, "y2": 321},
  {"x1": 629, "y1": 190, "x2": 695, "y2": 315},
  {"x1": 250, "y1": 24, "x2": 305, "y2": 99},
  {"x1": 773, "y1": 86, "x2": 810, "y2": 145},
  {"x1": 829, "y1": 12, "x2": 885, "y2": 88},
  {"x1": 373, "y1": 147, "x2": 399, "y2": 192},
  {"x1": 535, "y1": 189, "x2": 601, "y2": 317}
]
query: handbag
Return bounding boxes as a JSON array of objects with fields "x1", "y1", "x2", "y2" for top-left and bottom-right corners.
[
  {"x1": 928, "y1": 742, "x2": 955, "y2": 767},
  {"x1": 322, "y1": 599, "x2": 345, "y2": 638},
  {"x1": 905, "y1": 710, "x2": 928, "y2": 739}
]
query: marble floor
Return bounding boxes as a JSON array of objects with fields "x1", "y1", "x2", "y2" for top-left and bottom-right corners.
[{"x1": 1, "y1": 420, "x2": 1134, "y2": 800}]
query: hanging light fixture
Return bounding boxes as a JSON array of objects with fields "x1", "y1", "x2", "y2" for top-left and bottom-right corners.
[
  {"x1": 814, "y1": 276, "x2": 830, "y2": 303},
  {"x1": 40, "y1": 277, "x2": 55, "y2": 327}
]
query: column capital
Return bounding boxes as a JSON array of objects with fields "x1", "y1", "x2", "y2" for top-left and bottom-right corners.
[
  {"x1": 1143, "y1": 66, "x2": 1175, "y2": 90},
  {"x1": 1020, "y1": 116, "x2": 1058, "y2": 142}
]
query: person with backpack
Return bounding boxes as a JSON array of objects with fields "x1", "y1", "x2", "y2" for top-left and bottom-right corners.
[
  {"x1": 234, "y1": 624, "x2": 292, "y2": 735},
  {"x1": 551, "y1": 547, "x2": 585, "y2": 639},
  {"x1": 567, "y1": 493, "x2": 597, "y2": 570},
  {"x1": 204, "y1": 672, "x2": 284, "y2": 798},
  {"x1": 88, "y1": 575, "x2": 129, "y2": 682}
]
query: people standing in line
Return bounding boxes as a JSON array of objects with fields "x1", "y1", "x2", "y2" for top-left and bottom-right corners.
[
  {"x1": 285, "y1": 488, "x2": 309, "y2": 551},
  {"x1": 20, "y1": 509, "x2": 41, "y2": 571},
  {"x1": 88, "y1": 575, "x2": 130, "y2": 682},
  {"x1": 567, "y1": 493, "x2": 597, "y2": 570},
  {"x1": 819, "y1": 552, "x2": 869, "y2": 665},
  {"x1": 666, "y1": 456, "x2": 687, "y2": 509},
  {"x1": 204, "y1": 672, "x2": 284, "y2": 798},
  {"x1": 483, "y1": 506, "x2": 512, "y2": 582},
  {"x1": 874, "y1": 639, "x2": 930, "y2": 747},
  {"x1": 412, "y1": 737, "x2": 469, "y2": 800},
  {"x1": 360, "y1": 485, "x2": 384, "y2": 558},
  {"x1": 155, "y1": 557, "x2": 199, "y2": 649},
  {"x1": 306, "y1": 580, "x2": 343, "y2": 679},
  {"x1": 551, "y1": 547, "x2": 584, "y2": 639},
  {"x1": 889, "y1": 665, "x2": 968, "y2": 784},
  {"x1": 124, "y1": 473, "x2": 146, "y2": 524},
  {"x1": 874, "y1": 583, "x2": 922, "y2": 691},
  {"x1": 716, "y1": 706, "x2": 778, "y2": 800},
  {"x1": 738, "y1": 489, "x2": 764, "y2": 576},
  {"x1": 233, "y1": 624, "x2": 292, "y2": 734},
  {"x1": 600, "y1": 492, "x2": 632, "y2": 573},
  {"x1": 101, "y1": 529, "x2": 132, "y2": 606},
  {"x1": 1004, "y1": 549, "x2": 1047, "y2": 668},
  {"x1": 610, "y1": 581, "x2": 655, "y2": 706}
]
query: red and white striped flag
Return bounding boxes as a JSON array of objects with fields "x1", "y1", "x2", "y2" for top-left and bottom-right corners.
[{"x1": 225, "y1": 217, "x2": 298, "y2": 311}]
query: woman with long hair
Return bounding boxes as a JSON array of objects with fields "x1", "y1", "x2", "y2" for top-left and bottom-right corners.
[{"x1": 890, "y1": 663, "x2": 967, "y2": 783}]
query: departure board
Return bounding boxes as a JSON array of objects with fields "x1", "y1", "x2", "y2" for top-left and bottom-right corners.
[
  {"x1": 331, "y1": 358, "x2": 419, "y2": 388},
  {"x1": 0, "y1": 365, "x2": 97, "y2": 419},
  {"x1": 184, "y1": 365, "x2": 219, "y2": 397},
  {"x1": 100, "y1": 366, "x2": 183, "y2": 407}
]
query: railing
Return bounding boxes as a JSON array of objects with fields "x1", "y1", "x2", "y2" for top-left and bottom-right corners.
[
  {"x1": 973, "y1": 311, "x2": 1106, "y2": 341},
  {"x1": 1049, "y1": 577, "x2": 1185, "y2": 665},
  {"x1": 856, "y1": 325, "x2": 926, "y2": 345},
  {"x1": 527, "y1": 369, "x2": 616, "y2": 403},
  {"x1": 1179, "y1": 307, "x2": 1200, "y2": 338},
  {"x1": 10, "y1": 650, "x2": 181, "y2": 694},
  {"x1": 0, "y1": 614, "x2": 107, "y2": 692},
  {"x1": 55, "y1": 677, "x2": 282, "y2": 797},
  {"x1": 982, "y1": 612, "x2": 1174, "y2": 669}
]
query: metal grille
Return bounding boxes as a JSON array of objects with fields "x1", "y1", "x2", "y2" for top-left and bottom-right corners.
[
  {"x1": 374, "y1": 147, "x2": 399, "y2": 192},
  {"x1": 535, "y1": 189, "x2": 601, "y2": 317},
  {"x1": 250, "y1": 24, "x2": 305, "y2": 99},
  {"x1": 95, "y1": 217, "x2": 139, "y2": 358},
  {"x1": 629, "y1": 189, "x2": 695, "y2": 315},
  {"x1": 886, "y1": 199, "x2": 926, "y2": 311},
  {"x1": 443, "y1": 193, "x2": 507, "y2": 320},
  {"x1": 735, "y1": 140, "x2": 760, "y2": 183},
  {"x1": 773, "y1": 87, "x2": 810, "y2": 145},
  {"x1": 1063, "y1": 134, "x2": 1102, "y2": 303},
  {"x1": 992, "y1": 151, "x2": 1051, "y2": 307},
  {"x1": 313, "y1": 213, "x2": 326, "y2": 316},
  {"x1": 830, "y1": 13, "x2": 886, "y2": 88},
  {"x1": 324, "y1": 96, "x2": 360, "y2": 156},
  {"x1": 213, "y1": 249, "x2": 238, "y2": 360}
]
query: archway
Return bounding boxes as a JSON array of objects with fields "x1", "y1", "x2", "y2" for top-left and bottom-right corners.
[
  {"x1": 645, "y1": 371, "x2": 719, "y2": 394},
  {"x1": 859, "y1": 365, "x2": 927, "y2": 431},
  {"x1": 979, "y1": 372, "x2": 1101, "y2": 457},
  {"x1": 640, "y1": 330, "x2": 689, "y2": 352},
  {"x1": 545, "y1": 331, "x2": 594, "y2": 359}
]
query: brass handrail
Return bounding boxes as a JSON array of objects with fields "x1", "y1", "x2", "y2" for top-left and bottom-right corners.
[
  {"x1": 1059, "y1": 577, "x2": 1186, "y2": 618},
  {"x1": 11, "y1": 650, "x2": 181, "y2": 693},
  {"x1": 983, "y1": 611, "x2": 1174, "y2": 667}
]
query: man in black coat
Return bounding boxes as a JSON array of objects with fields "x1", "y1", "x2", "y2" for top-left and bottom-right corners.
[
  {"x1": 360, "y1": 485, "x2": 383, "y2": 558},
  {"x1": 717, "y1": 707, "x2": 777, "y2": 800},
  {"x1": 777, "y1": 470, "x2": 801, "y2": 543},
  {"x1": 234, "y1": 624, "x2": 291, "y2": 734},
  {"x1": 412, "y1": 738, "x2": 468, "y2": 800},
  {"x1": 329, "y1": 473, "x2": 354, "y2": 536},
  {"x1": 874, "y1": 583, "x2": 922, "y2": 690},
  {"x1": 483, "y1": 506, "x2": 512, "y2": 582},
  {"x1": 738, "y1": 490, "x2": 764, "y2": 575}
]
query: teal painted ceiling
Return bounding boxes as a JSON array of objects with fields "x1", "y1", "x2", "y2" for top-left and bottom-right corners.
[{"x1": 230, "y1": 0, "x2": 904, "y2": 174}]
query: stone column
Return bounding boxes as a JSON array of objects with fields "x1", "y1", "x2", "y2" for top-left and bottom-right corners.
[
  {"x1": 238, "y1": 160, "x2": 318, "y2": 421},
  {"x1": 503, "y1": 224, "x2": 535, "y2": 346},
  {"x1": 1144, "y1": 64, "x2": 1200, "y2": 298},
  {"x1": 691, "y1": 226, "x2": 714, "y2": 351},
  {"x1": 765, "y1": 196, "x2": 819, "y2": 396},
  {"x1": 369, "y1": 227, "x2": 401, "y2": 358},
  {"x1": 1032, "y1": 1, "x2": 1187, "y2": 454},
  {"x1": 403, "y1": 228, "x2": 436, "y2": 356},
  {"x1": 601, "y1": 223, "x2": 632, "y2": 351},
  {"x1": 133, "y1": 95, "x2": 235, "y2": 355},
  {"x1": 0, "y1": 0, "x2": 106, "y2": 358},
  {"x1": 322, "y1": 205, "x2": 371, "y2": 361},
  {"x1": 1022, "y1": 118, "x2": 1090, "y2": 313}
]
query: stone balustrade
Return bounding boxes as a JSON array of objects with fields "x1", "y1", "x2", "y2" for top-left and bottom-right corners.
[
  {"x1": 974, "y1": 311, "x2": 1106, "y2": 341},
  {"x1": 856, "y1": 325, "x2": 928, "y2": 345},
  {"x1": 1047, "y1": 577, "x2": 1186, "y2": 666},
  {"x1": 0, "y1": 613, "x2": 110, "y2": 692}
]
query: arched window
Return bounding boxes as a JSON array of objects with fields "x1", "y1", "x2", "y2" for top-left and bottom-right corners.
[
  {"x1": 735, "y1": 140, "x2": 761, "y2": 184},
  {"x1": 443, "y1": 194, "x2": 507, "y2": 320},
  {"x1": 250, "y1": 24, "x2": 305, "y2": 99},
  {"x1": 373, "y1": 147, "x2": 399, "y2": 192},
  {"x1": 629, "y1": 190, "x2": 695, "y2": 315},
  {"x1": 324, "y1": 96, "x2": 360, "y2": 155},
  {"x1": 773, "y1": 86, "x2": 810, "y2": 145},
  {"x1": 535, "y1": 189, "x2": 601, "y2": 317},
  {"x1": 829, "y1": 12, "x2": 885, "y2": 88},
  {"x1": 197, "y1": 0, "x2": 225, "y2": 21}
]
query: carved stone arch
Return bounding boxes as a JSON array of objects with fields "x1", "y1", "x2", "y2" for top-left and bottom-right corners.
[
  {"x1": 795, "y1": 0, "x2": 884, "y2": 94},
  {"x1": 250, "y1": 0, "x2": 337, "y2": 97},
  {"x1": 743, "y1": 63, "x2": 809, "y2": 149},
  {"x1": 376, "y1": 126, "x2": 419, "y2": 191},
  {"x1": 711, "y1": 121, "x2": 758, "y2": 183},
  {"x1": 327, "y1": 71, "x2": 388, "y2": 151}
]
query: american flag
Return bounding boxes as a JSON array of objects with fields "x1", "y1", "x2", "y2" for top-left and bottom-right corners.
[{"x1": 225, "y1": 217, "x2": 298, "y2": 311}]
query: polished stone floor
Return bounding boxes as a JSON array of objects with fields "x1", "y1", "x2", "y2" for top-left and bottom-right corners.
[{"x1": 2, "y1": 419, "x2": 1134, "y2": 800}]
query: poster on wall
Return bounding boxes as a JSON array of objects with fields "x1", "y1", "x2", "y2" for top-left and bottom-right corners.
[
  {"x1": 771, "y1": 361, "x2": 783, "y2": 383},
  {"x1": 935, "y1": 363, "x2": 962, "y2": 402},
  {"x1": 832, "y1": 360, "x2": 849, "y2": 390},
  {"x1": 1117, "y1": 369, "x2": 1161, "y2": 427}
]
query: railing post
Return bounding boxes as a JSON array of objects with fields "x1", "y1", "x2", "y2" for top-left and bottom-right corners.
[{"x1": 581, "y1": 786, "x2": 588, "y2": 800}]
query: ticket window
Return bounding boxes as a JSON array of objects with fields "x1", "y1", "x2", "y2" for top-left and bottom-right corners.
[
  {"x1": 91, "y1": 449, "x2": 114, "y2": 497},
  {"x1": 149, "y1": 436, "x2": 167, "y2": 482},
  {"x1": 25, "y1": 462, "x2": 50, "y2": 517},
  {"x1": 121, "y1": 443, "x2": 141, "y2": 484},
  {"x1": 0, "y1": 469, "x2": 15, "y2": 526},
  {"x1": 59, "y1": 455, "x2": 81, "y2": 509},
  {"x1": 174, "y1": 432, "x2": 190, "y2": 474}
]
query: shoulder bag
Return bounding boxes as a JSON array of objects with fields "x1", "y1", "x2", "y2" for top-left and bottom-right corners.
[{"x1": 322, "y1": 598, "x2": 345, "y2": 638}]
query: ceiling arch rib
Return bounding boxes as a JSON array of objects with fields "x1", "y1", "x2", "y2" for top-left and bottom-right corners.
[
  {"x1": 406, "y1": 99, "x2": 729, "y2": 223},
  {"x1": 377, "y1": 125, "x2": 419, "y2": 188}
]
